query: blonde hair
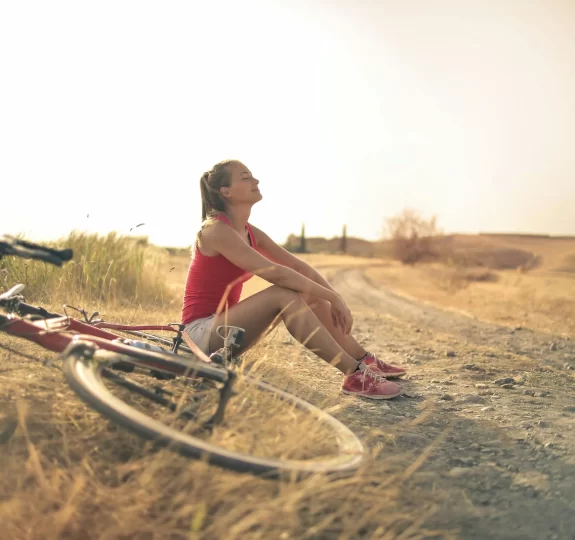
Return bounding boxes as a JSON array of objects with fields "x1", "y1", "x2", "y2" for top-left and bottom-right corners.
[{"x1": 196, "y1": 159, "x2": 236, "y2": 248}]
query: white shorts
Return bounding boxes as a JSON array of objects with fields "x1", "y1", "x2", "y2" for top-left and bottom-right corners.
[{"x1": 183, "y1": 314, "x2": 216, "y2": 355}]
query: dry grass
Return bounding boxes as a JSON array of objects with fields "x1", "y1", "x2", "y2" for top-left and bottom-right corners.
[
  {"x1": 349, "y1": 233, "x2": 575, "y2": 338},
  {"x1": 0, "y1": 323, "x2": 447, "y2": 540},
  {"x1": 0, "y1": 245, "x2": 451, "y2": 539},
  {"x1": 366, "y1": 262, "x2": 575, "y2": 337},
  {"x1": 0, "y1": 232, "x2": 173, "y2": 308}
]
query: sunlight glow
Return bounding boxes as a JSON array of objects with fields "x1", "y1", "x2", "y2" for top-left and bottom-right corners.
[{"x1": 1, "y1": 0, "x2": 574, "y2": 247}]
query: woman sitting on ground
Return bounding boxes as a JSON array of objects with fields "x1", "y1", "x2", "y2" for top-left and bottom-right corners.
[{"x1": 181, "y1": 159, "x2": 407, "y2": 400}]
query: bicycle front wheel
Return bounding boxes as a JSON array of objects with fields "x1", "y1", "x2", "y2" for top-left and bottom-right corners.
[{"x1": 62, "y1": 343, "x2": 364, "y2": 478}]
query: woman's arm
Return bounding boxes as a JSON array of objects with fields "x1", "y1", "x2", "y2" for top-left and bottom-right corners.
[
  {"x1": 204, "y1": 222, "x2": 338, "y2": 303},
  {"x1": 250, "y1": 225, "x2": 336, "y2": 293}
]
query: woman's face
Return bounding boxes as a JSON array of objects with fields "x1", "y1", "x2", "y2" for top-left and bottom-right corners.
[{"x1": 222, "y1": 161, "x2": 262, "y2": 205}]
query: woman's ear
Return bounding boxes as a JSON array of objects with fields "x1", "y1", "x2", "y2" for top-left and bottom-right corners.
[{"x1": 220, "y1": 187, "x2": 231, "y2": 198}]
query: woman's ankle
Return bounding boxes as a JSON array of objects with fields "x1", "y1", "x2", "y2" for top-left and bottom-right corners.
[{"x1": 334, "y1": 353, "x2": 361, "y2": 375}]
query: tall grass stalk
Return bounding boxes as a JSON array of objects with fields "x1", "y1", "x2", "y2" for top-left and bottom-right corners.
[{"x1": 0, "y1": 231, "x2": 173, "y2": 308}]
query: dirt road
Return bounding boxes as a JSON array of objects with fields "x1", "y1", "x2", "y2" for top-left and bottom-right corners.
[{"x1": 274, "y1": 265, "x2": 575, "y2": 539}]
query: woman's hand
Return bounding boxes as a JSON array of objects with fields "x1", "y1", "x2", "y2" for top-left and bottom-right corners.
[{"x1": 330, "y1": 293, "x2": 353, "y2": 335}]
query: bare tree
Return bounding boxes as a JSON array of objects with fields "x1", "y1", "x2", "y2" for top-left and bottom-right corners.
[{"x1": 384, "y1": 209, "x2": 441, "y2": 264}]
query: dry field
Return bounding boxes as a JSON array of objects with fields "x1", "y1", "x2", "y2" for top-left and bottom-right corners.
[
  {"x1": 1, "y1": 235, "x2": 575, "y2": 539},
  {"x1": 363, "y1": 234, "x2": 575, "y2": 337}
]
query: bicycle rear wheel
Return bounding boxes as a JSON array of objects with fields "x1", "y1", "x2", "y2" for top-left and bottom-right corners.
[{"x1": 63, "y1": 342, "x2": 364, "y2": 478}]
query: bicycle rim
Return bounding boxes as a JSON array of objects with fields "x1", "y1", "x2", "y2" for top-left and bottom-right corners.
[{"x1": 63, "y1": 348, "x2": 364, "y2": 478}]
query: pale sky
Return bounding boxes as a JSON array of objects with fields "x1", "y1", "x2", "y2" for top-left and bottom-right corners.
[{"x1": 1, "y1": 0, "x2": 574, "y2": 248}]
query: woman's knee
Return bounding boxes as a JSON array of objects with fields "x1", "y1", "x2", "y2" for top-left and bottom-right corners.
[
  {"x1": 268, "y1": 284, "x2": 302, "y2": 308},
  {"x1": 307, "y1": 296, "x2": 330, "y2": 312}
]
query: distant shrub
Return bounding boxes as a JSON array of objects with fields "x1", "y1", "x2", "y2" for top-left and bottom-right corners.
[
  {"x1": 439, "y1": 242, "x2": 540, "y2": 271},
  {"x1": 556, "y1": 253, "x2": 575, "y2": 273},
  {"x1": 428, "y1": 266, "x2": 499, "y2": 293}
]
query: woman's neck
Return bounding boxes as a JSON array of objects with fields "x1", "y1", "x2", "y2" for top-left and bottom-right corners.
[{"x1": 221, "y1": 205, "x2": 252, "y2": 233}]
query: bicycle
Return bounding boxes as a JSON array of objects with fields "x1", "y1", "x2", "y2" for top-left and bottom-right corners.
[{"x1": 0, "y1": 235, "x2": 365, "y2": 477}]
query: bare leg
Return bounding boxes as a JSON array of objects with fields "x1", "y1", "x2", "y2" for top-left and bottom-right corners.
[
  {"x1": 304, "y1": 296, "x2": 368, "y2": 360},
  {"x1": 208, "y1": 285, "x2": 359, "y2": 374}
]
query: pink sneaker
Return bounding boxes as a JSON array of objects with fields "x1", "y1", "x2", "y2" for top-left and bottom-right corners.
[
  {"x1": 341, "y1": 368, "x2": 402, "y2": 400},
  {"x1": 361, "y1": 353, "x2": 406, "y2": 378}
]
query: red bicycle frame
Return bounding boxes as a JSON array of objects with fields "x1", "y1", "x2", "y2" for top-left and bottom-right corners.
[{"x1": 1, "y1": 315, "x2": 212, "y2": 374}]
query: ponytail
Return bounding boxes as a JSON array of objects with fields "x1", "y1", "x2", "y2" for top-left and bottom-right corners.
[
  {"x1": 200, "y1": 172, "x2": 211, "y2": 221},
  {"x1": 195, "y1": 160, "x2": 234, "y2": 248}
]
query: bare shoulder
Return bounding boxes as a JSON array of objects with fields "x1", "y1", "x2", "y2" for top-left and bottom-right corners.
[
  {"x1": 201, "y1": 219, "x2": 229, "y2": 238},
  {"x1": 202, "y1": 221, "x2": 281, "y2": 276},
  {"x1": 198, "y1": 220, "x2": 232, "y2": 255}
]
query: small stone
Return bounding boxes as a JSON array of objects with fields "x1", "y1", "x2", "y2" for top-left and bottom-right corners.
[
  {"x1": 523, "y1": 390, "x2": 535, "y2": 396},
  {"x1": 446, "y1": 351, "x2": 456, "y2": 357},
  {"x1": 481, "y1": 406, "x2": 494, "y2": 412},
  {"x1": 399, "y1": 433, "x2": 431, "y2": 445},
  {"x1": 562, "y1": 406, "x2": 575, "y2": 412},
  {"x1": 475, "y1": 383, "x2": 488, "y2": 389},
  {"x1": 537, "y1": 420, "x2": 550, "y2": 428},
  {"x1": 458, "y1": 395, "x2": 487, "y2": 405},
  {"x1": 534, "y1": 391, "x2": 551, "y2": 398},
  {"x1": 431, "y1": 380, "x2": 441, "y2": 384},
  {"x1": 478, "y1": 390, "x2": 495, "y2": 396},
  {"x1": 514, "y1": 326, "x2": 522, "y2": 331},
  {"x1": 439, "y1": 393, "x2": 454, "y2": 401},
  {"x1": 447, "y1": 467, "x2": 475, "y2": 478},
  {"x1": 469, "y1": 443, "x2": 480, "y2": 450},
  {"x1": 502, "y1": 384, "x2": 515, "y2": 389},
  {"x1": 494, "y1": 377, "x2": 515, "y2": 385},
  {"x1": 405, "y1": 353, "x2": 430, "y2": 364},
  {"x1": 549, "y1": 342, "x2": 558, "y2": 351},
  {"x1": 463, "y1": 364, "x2": 479, "y2": 370},
  {"x1": 555, "y1": 433, "x2": 563, "y2": 438}
]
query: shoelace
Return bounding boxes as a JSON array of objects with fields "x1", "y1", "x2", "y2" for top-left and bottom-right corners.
[
  {"x1": 369, "y1": 353, "x2": 392, "y2": 370},
  {"x1": 362, "y1": 367, "x2": 388, "y2": 384}
]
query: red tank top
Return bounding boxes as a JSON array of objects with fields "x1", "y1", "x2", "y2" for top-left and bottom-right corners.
[{"x1": 181, "y1": 214, "x2": 257, "y2": 325}]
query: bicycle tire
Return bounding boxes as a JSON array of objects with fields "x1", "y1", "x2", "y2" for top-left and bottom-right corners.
[{"x1": 63, "y1": 345, "x2": 364, "y2": 478}]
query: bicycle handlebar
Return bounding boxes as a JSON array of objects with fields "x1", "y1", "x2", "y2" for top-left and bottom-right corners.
[{"x1": 0, "y1": 235, "x2": 73, "y2": 266}]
